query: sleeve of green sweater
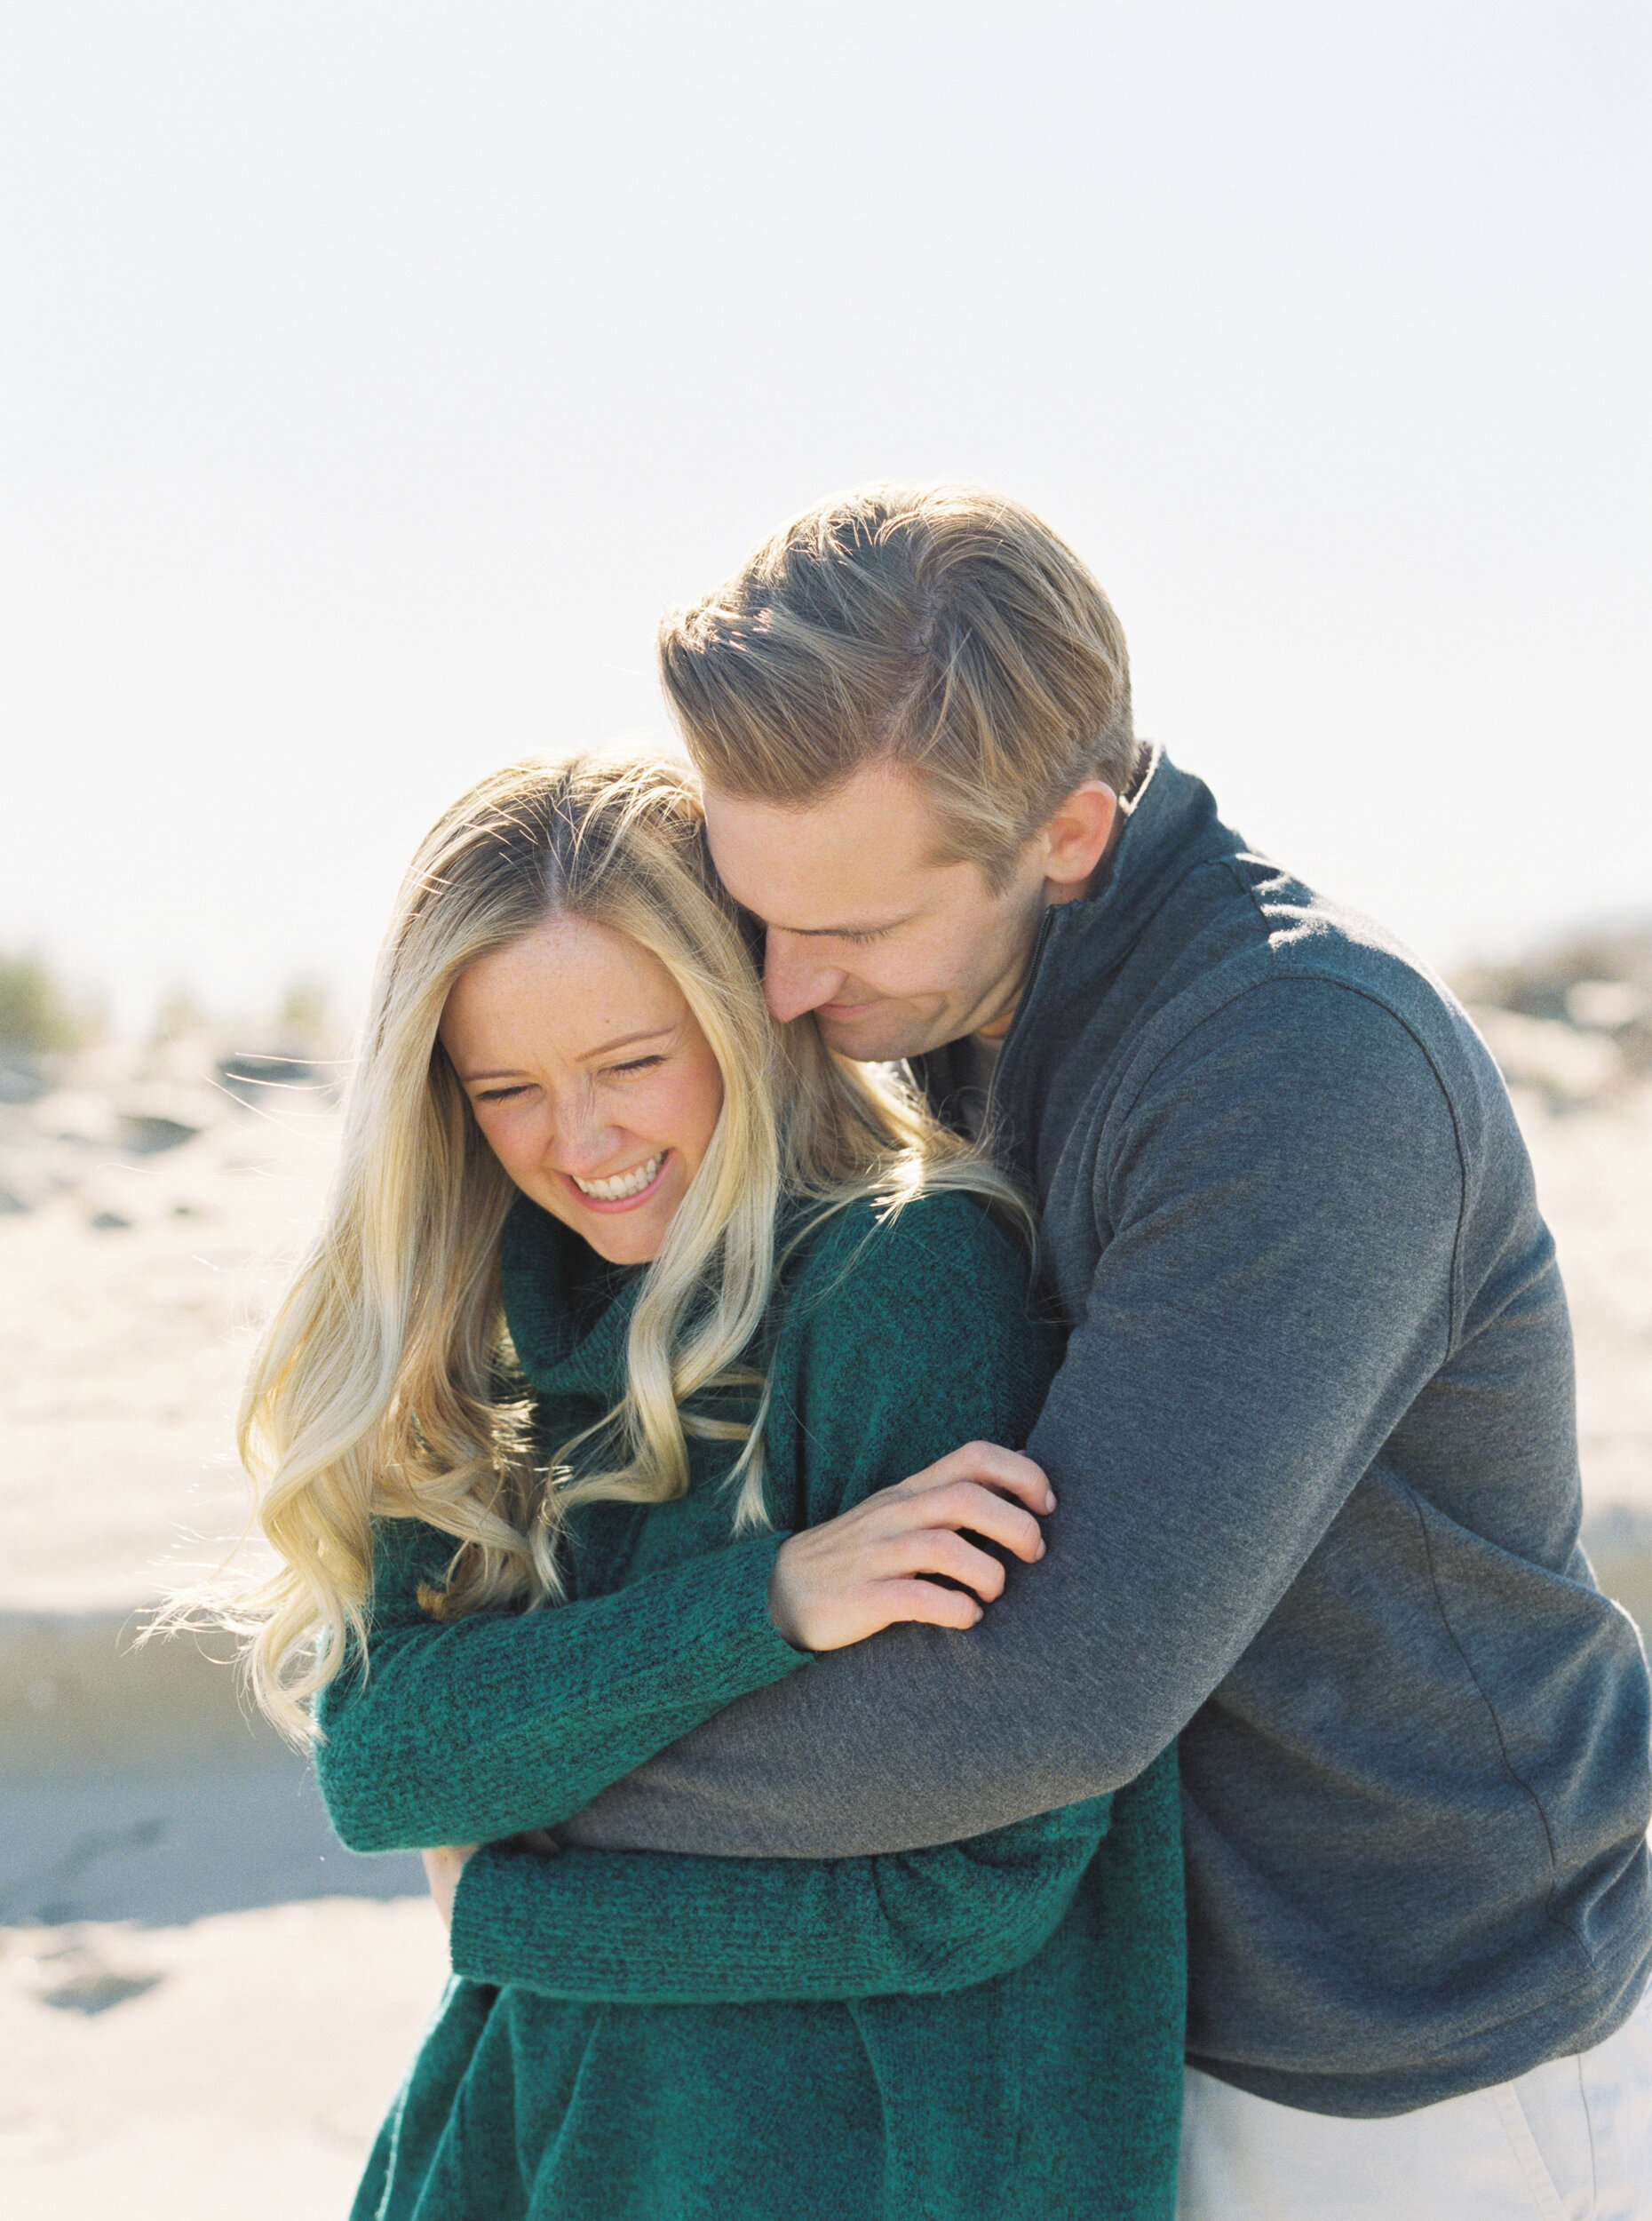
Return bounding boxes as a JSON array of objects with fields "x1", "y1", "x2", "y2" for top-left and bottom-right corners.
[
  {"x1": 449, "y1": 1795, "x2": 1112, "y2": 2003},
  {"x1": 448, "y1": 1194, "x2": 1080, "y2": 1999},
  {"x1": 314, "y1": 1522, "x2": 806, "y2": 1853}
]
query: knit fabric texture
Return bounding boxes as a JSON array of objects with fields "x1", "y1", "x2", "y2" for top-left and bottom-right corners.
[{"x1": 316, "y1": 1190, "x2": 1186, "y2": 2220}]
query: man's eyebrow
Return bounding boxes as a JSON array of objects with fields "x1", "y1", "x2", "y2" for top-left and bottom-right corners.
[
  {"x1": 458, "y1": 1025, "x2": 674, "y2": 1082},
  {"x1": 776, "y1": 914, "x2": 915, "y2": 938}
]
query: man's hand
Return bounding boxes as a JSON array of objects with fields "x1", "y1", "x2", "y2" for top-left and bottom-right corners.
[
  {"x1": 768, "y1": 1443, "x2": 1054, "y2": 1652},
  {"x1": 421, "y1": 1843, "x2": 479, "y2": 1929}
]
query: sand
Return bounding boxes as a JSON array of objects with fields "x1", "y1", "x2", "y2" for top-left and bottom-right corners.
[
  {"x1": 1512, "y1": 1079, "x2": 1652, "y2": 1517},
  {"x1": 0, "y1": 1049, "x2": 338, "y2": 1614},
  {"x1": 1, "y1": 1899, "x2": 448, "y2": 2217},
  {"x1": 2, "y1": 1035, "x2": 1649, "y2": 2212},
  {"x1": 0, "y1": 1053, "x2": 447, "y2": 2213}
]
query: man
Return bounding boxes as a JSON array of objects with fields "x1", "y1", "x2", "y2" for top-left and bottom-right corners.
[{"x1": 560, "y1": 483, "x2": 1652, "y2": 2213}]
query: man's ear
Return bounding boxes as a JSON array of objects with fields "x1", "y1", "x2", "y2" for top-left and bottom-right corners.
[{"x1": 1040, "y1": 780, "x2": 1118, "y2": 895}]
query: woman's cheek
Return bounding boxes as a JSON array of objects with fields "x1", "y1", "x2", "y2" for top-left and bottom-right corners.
[{"x1": 479, "y1": 1104, "x2": 540, "y2": 1182}]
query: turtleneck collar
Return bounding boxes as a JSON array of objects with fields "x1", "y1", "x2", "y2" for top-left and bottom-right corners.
[
  {"x1": 1018, "y1": 744, "x2": 1247, "y2": 995},
  {"x1": 497, "y1": 1196, "x2": 643, "y2": 1399}
]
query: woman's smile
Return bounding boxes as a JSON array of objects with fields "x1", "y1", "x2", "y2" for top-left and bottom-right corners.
[{"x1": 566, "y1": 1149, "x2": 671, "y2": 1207}]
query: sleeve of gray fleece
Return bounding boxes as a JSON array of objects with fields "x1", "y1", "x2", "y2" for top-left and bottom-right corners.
[{"x1": 557, "y1": 980, "x2": 1465, "y2": 1857}]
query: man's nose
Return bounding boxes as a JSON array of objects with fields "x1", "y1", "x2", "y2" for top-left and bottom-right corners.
[{"x1": 763, "y1": 931, "x2": 844, "y2": 1024}]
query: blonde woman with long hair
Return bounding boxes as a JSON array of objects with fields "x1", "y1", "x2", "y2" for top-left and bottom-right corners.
[{"x1": 229, "y1": 755, "x2": 1183, "y2": 2221}]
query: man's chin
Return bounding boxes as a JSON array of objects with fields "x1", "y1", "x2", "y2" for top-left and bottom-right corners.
[{"x1": 815, "y1": 1007, "x2": 947, "y2": 1065}]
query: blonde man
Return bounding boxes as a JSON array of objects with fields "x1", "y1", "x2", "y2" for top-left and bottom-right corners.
[{"x1": 560, "y1": 484, "x2": 1652, "y2": 2217}]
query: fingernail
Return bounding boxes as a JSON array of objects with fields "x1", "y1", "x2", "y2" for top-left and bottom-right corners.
[
  {"x1": 1036, "y1": 1539, "x2": 1047, "y2": 1557},
  {"x1": 1044, "y1": 1494, "x2": 1057, "y2": 1512}
]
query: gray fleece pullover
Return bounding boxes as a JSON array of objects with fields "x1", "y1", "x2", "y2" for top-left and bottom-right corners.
[{"x1": 559, "y1": 747, "x2": 1652, "y2": 2117}]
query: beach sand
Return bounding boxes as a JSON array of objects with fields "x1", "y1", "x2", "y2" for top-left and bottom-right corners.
[
  {"x1": 2, "y1": 1042, "x2": 1648, "y2": 2210},
  {"x1": 1, "y1": 1899, "x2": 448, "y2": 2217}
]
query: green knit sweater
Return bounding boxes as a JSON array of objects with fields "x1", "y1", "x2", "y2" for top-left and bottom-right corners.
[{"x1": 315, "y1": 1191, "x2": 1184, "y2": 2221}]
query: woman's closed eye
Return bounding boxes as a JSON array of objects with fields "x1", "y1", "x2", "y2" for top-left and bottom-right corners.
[{"x1": 470, "y1": 1055, "x2": 663, "y2": 1106}]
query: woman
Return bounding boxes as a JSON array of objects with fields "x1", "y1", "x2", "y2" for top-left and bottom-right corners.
[{"x1": 230, "y1": 754, "x2": 1183, "y2": 2220}]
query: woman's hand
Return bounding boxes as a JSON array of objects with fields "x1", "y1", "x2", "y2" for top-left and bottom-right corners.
[
  {"x1": 768, "y1": 1443, "x2": 1055, "y2": 1652},
  {"x1": 422, "y1": 1843, "x2": 480, "y2": 1928}
]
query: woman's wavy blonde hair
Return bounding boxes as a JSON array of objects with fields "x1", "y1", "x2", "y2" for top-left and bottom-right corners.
[{"x1": 212, "y1": 753, "x2": 1028, "y2": 1741}]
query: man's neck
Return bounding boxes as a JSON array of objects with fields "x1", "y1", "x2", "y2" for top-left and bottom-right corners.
[{"x1": 973, "y1": 804, "x2": 1124, "y2": 1043}]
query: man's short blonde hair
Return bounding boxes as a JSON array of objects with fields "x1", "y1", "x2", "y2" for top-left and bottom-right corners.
[{"x1": 657, "y1": 482, "x2": 1137, "y2": 886}]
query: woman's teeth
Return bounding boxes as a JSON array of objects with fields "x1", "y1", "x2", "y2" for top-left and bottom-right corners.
[{"x1": 571, "y1": 1152, "x2": 664, "y2": 1201}]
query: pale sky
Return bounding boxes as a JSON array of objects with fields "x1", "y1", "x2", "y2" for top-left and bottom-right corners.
[{"x1": 2, "y1": 2, "x2": 1647, "y2": 1032}]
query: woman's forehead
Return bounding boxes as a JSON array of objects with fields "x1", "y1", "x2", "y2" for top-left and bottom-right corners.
[{"x1": 441, "y1": 916, "x2": 687, "y2": 1073}]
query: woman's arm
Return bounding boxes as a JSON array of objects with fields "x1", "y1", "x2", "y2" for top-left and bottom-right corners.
[
  {"x1": 433, "y1": 1195, "x2": 1087, "y2": 1994},
  {"x1": 323, "y1": 1194, "x2": 1059, "y2": 1857},
  {"x1": 321, "y1": 1454, "x2": 1053, "y2": 1855},
  {"x1": 318, "y1": 1469, "x2": 1055, "y2": 1859},
  {"x1": 448, "y1": 1793, "x2": 1115, "y2": 2004},
  {"x1": 314, "y1": 1522, "x2": 806, "y2": 1852}
]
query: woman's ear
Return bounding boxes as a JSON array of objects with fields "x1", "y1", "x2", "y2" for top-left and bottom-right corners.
[{"x1": 1039, "y1": 781, "x2": 1119, "y2": 896}]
